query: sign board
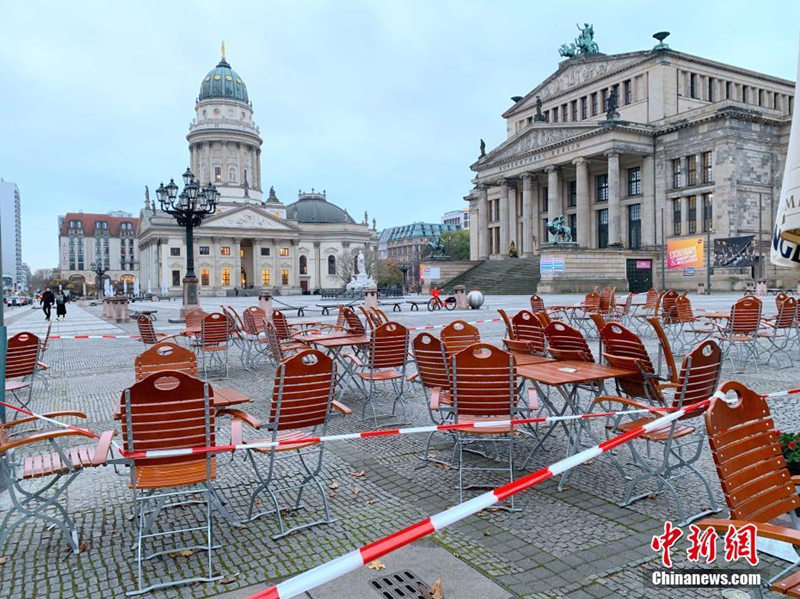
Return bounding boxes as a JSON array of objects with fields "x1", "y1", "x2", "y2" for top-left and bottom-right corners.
[
  {"x1": 635, "y1": 260, "x2": 651, "y2": 270},
  {"x1": 714, "y1": 235, "x2": 756, "y2": 267},
  {"x1": 420, "y1": 265, "x2": 441, "y2": 281},
  {"x1": 684, "y1": 267, "x2": 695, "y2": 276},
  {"x1": 667, "y1": 237, "x2": 704, "y2": 269},
  {"x1": 540, "y1": 256, "x2": 565, "y2": 275}
]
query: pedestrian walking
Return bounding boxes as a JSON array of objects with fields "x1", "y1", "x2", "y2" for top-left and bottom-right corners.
[
  {"x1": 55, "y1": 290, "x2": 67, "y2": 319},
  {"x1": 42, "y1": 287, "x2": 55, "y2": 320}
]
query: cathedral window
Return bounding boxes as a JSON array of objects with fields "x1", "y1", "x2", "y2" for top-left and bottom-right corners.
[
  {"x1": 200, "y1": 269, "x2": 209, "y2": 286},
  {"x1": 279, "y1": 248, "x2": 290, "y2": 257},
  {"x1": 261, "y1": 269, "x2": 270, "y2": 285},
  {"x1": 229, "y1": 167, "x2": 236, "y2": 183},
  {"x1": 261, "y1": 247, "x2": 270, "y2": 256},
  {"x1": 299, "y1": 255, "x2": 307, "y2": 275},
  {"x1": 627, "y1": 167, "x2": 641, "y2": 196},
  {"x1": 214, "y1": 166, "x2": 222, "y2": 182},
  {"x1": 221, "y1": 268, "x2": 231, "y2": 286},
  {"x1": 172, "y1": 270, "x2": 181, "y2": 286},
  {"x1": 199, "y1": 246, "x2": 210, "y2": 255},
  {"x1": 170, "y1": 247, "x2": 181, "y2": 256},
  {"x1": 281, "y1": 269, "x2": 289, "y2": 285},
  {"x1": 328, "y1": 255, "x2": 336, "y2": 275},
  {"x1": 221, "y1": 246, "x2": 231, "y2": 256}
]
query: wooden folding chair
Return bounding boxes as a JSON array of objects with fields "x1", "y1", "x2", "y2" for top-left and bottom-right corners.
[
  {"x1": 182, "y1": 307, "x2": 207, "y2": 342},
  {"x1": 197, "y1": 313, "x2": 230, "y2": 378},
  {"x1": 6, "y1": 332, "x2": 40, "y2": 414},
  {"x1": 543, "y1": 321, "x2": 594, "y2": 362},
  {"x1": 412, "y1": 332, "x2": 454, "y2": 464},
  {"x1": 631, "y1": 288, "x2": 661, "y2": 335},
  {"x1": 597, "y1": 340, "x2": 723, "y2": 525},
  {"x1": 341, "y1": 306, "x2": 366, "y2": 336},
  {"x1": 137, "y1": 314, "x2": 178, "y2": 347},
  {"x1": 345, "y1": 321, "x2": 409, "y2": 425},
  {"x1": 646, "y1": 316, "x2": 679, "y2": 384},
  {"x1": 0, "y1": 413, "x2": 114, "y2": 553},
  {"x1": 369, "y1": 306, "x2": 390, "y2": 324},
  {"x1": 530, "y1": 294, "x2": 546, "y2": 314},
  {"x1": 120, "y1": 371, "x2": 224, "y2": 595},
  {"x1": 660, "y1": 289, "x2": 679, "y2": 326},
  {"x1": 712, "y1": 296, "x2": 763, "y2": 373},
  {"x1": 33, "y1": 319, "x2": 53, "y2": 389},
  {"x1": 237, "y1": 349, "x2": 337, "y2": 538},
  {"x1": 759, "y1": 296, "x2": 798, "y2": 368},
  {"x1": 241, "y1": 306, "x2": 270, "y2": 368},
  {"x1": 358, "y1": 305, "x2": 379, "y2": 334},
  {"x1": 450, "y1": 344, "x2": 519, "y2": 509},
  {"x1": 700, "y1": 380, "x2": 800, "y2": 597},
  {"x1": 502, "y1": 310, "x2": 546, "y2": 356},
  {"x1": 265, "y1": 321, "x2": 305, "y2": 365},
  {"x1": 441, "y1": 320, "x2": 480, "y2": 357}
]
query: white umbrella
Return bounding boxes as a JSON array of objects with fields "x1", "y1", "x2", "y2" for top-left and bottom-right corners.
[
  {"x1": 147, "y1": 280, "x2": 152, "y2": 294},
  {"x1": 123, "y1": 280, "x2": 128, "y2": 295},
  {"x1": 772, "y1": 43, "x2": 800, "y2": 268},
  {"x1": 133, "y1": 280, "x2": 140, "y2": 296},
  {"x1": 161, "y1": 276, "x2": 169, "y2": 296},
  {"x1": 82, "y1": 282, "x2": 87, "y2": 296}
]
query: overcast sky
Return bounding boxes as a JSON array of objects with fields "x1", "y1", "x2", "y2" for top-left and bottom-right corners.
[{"x1": 1, "y1": 0, "x2": 799, "y2": 271}]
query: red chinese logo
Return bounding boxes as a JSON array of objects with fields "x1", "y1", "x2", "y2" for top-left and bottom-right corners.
[
  {"x1": 724, "y1": 524, "x2": 758, "y2": 566},
  {"x1": 651, "y1": 521, "x2": 683, "y2": 567},
  {"x1": 686, "y1": 524, "x2": 718, "y2": 563}
]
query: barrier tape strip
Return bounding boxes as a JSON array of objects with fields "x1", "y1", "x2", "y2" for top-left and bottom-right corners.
[
  {"x1": 116, "y1": 407, "x2": 674, "y2": 460},
  {"x1": 0, "y1": 400, "x2": 100, "y2": 439},
  {"x1": 248, "y1": 398, "x2": 711, "y2": 599}
]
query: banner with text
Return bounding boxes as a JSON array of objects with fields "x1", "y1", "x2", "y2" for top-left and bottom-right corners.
[
  {"x1": 714, "y1": 235, "x2": 756, "y2": 267},
  {"x1": 667, "y1": 237, "x2": 704, "y2": 270}
]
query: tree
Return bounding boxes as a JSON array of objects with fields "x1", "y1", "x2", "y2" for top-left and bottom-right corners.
[
  {"x1": 441, "y1": 230, "x2": 470, "y2": 261},
  {"x1": 30, "y1": 268, "x2": 60, "y2": 292},
  {"x1": 336, "y1": 246, "x2": 378, "y2": 285},
  {"x1": 375, "y1": 259, "x2": 403, "y2": 287}
]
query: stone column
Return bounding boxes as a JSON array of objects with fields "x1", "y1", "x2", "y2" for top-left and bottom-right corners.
[
  {"x1": 498, "y1": 182, "x2": 509, "y2": 256},
  {"x1": 606, "y1": 152, "x2": 622, "y2": 246},
  {"x1": 573, "y1": 158, "x2": 590, "y2": 247},
  {"x1": 642, "y1": 154, "x2": 656, "y2": 245},
  {"x1": 314, "y1": 241, "x2": 321, "y2": 290},
  {"x1": 468, "y1": 198, "x2": 479, "y2": 260},
  {"x1": 521, "y1": 174, "x2": 534, "y2": 256},
  {"x1": 233, "y1": 237, "x2": 241, "y2": 289},
  {"x1": 680, "y1": 197, "x2": 689, "y2": 237},
  {"x1": 478, "y1": 187, "x2": 489, "y2": 259},
  {"x1": 507, "y1": 183, "x2": 518, "y2": 250},
  {"x1": 546, "y1": 166, "x2": 560, "y2": 234}
]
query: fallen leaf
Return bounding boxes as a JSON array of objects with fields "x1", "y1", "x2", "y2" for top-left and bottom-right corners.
[
  {"x1": 433, "y1": 463, "x2": 450, "y2": 471},
  {"x1": 486, "y1": 507, "x2": 502, "y2": 513},
  {"x1": 254, "y1": 497, "x2": 263, "y2": 506},
  {"x1": 483, "y1": 529, "x2": 492, "y2": 537},
  {"x1": 426, "y1": 452, "x2": 438, "y2": 458},
  {"x1": 328, "y1": 491, "x2": 338, "y2": 499},
  {"x1": 329, "y1": 481, "x2": 339, "y2": 490},
  {"x1": 583, "y1": 459, "x2": 594, "y2": 465},
  {"x1": 78, "y1": 541, "x2": 90, "y2": 553},
  {"x1": 0, "y1": 556, "x2": 8, "y2": 565},
  {"x1": 350, "y1": 470, "x2": 365, "y2": 478},
  {"x1": 648, "y1": 493, "x2": 658, "y2": 500},
  {"x1": 366, "y1": 498, "x2": 377, "y2": 505},
  {"x1": 353, "y1": 487, "x2": 361, "y2": 496},
  {"x1": 367, "y1": 559, "x2": 385, "y2": 571},
  {"x1": 170, "y1": 549, "x2": 195, "y2": 558},
  {"x1": 220, "y1": 576, "x2": 237, "y2": 585},
  {"x1": 431, "y1": 578, "x2": 443, "y2": 599}
]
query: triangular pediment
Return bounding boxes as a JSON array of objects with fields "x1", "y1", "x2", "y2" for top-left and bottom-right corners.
[
  {"x1": 505, "y1": 52, "x2": 648, "y2": 117},
  {"x1": 203, "y1": 205, "x2": 300, "y2": 231},
  {"x1": 479, "y1": 124, "x2": 598, "y2": 166}
]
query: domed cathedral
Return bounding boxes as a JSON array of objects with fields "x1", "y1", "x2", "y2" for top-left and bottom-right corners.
[{"x1": 138, "y1": 44, "x2": 376, "y2": 295}]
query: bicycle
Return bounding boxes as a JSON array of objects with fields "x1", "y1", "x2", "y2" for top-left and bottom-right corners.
[{"x1": 427, "y1": 292, "x2": 456, "y2": 311}]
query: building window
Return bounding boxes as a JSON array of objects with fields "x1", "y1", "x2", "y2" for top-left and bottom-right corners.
[
  {"x1": 628, "y1": 204, "x2": 641, "y2": 249},
  {"x1": 601, "y1": 88, "x2": 608, "y2": 111},
  {"x1": 673, "y1": 199, "x2": 682, "y2": 236},
  {"x1": 687, "y1": 155, "x2": 697, "y2": 186},
  {"x1": 571, "y1": 100, "x2": 578, "y2": 121},
  {"x1": 726, "y1": 81, "x2": 732, "y2": 99},
  {"x1": 702, "y1": 193, "x2": 713, "y2": 232},
  {"x1": 689, "y1": 73, "x2": 697, "y2": 99},
  {"x1": 672, "y1": 158, "x2": 682, "y2": 189},
  {"x1": 221, "y1": 246, "x2": 231, "y2": 256},
  {"x1": 627, "y1": 167, "x2": 641, "y2": 196},
  {"x1": 552, "y1": 108, "x2": 558, "y2": 123},
  {"x1": 688, "y1": 196, "x2": 697, "y2": 234},
  {"x1": 261, "y1": 269, "x2": 270, "y2": 285},
  {"x1": 542, "y1": 219, "x2": 549, "y2": 243},
  {"x1": 299, "y1": 255, "x2": 307, "y2": 275},
  {"x1": 580, "y1": 97, "x2": 587, "y2": 119},
  {"x1": 279, "y1": 247, "x2": 290, "y2": 257},
  {"x1": 568, "y1": 181, "x2": 577, "y2": 207},
  {"x1": 200, "y1": 269, "x2": 209, "y2": 286},
  {"x1": 623, "y1": 79, "x2": 632, "y2": 104},
  {"x1": 239, "y1": 248, "x2": 245, "y2": 258},
  {"x1": 260, "y1": 247, "x2": 270, "y2": 256},
  {"x1": 221, "y1": 268, "x2": 231, "y2": 286},
  {"x1": 561, "y1": 104, "x2": 568, "y2": 122},
  {"x1": 591, "y1": 92, "x2": 598, "y2": 116},
  {"x1": 590, "y1": 176, "x2": 608, "y2": 206},
  {"x1": 214, "y1": 166, "x2": 222, "y2": 182},
  {"x1": 702, "y1": 151, "x2": 712, "y2": 183},
  {"x1": 708, "y1": 78, "x2": 715, "y2": 102},
  {"x1": 597, "y1": 210, "x2": 609, "y2": 249},
  {"x1": 281, "y1": 268, "x2": 289, "y2": 285},
  {"x1": 170, "y1": 247, "x2": 180, "y2": 256},
  {"x1": 199, "y1": 245, "x2": 209, "y2": 255},
  {"x1": 171, "y1": 270, "x2": 181, "y2": 287},
  {"x1": 328, "y1": 255, "x2": 336, "y2": 275},
  {"x1": 568, "y1": 214, "x2": 577, "y2": 242},
  {"x1": 540, "y1": 187, "x2": 548, "y2": 212}
]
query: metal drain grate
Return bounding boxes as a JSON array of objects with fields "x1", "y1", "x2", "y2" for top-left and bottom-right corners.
[{"x1": 369, "y1": 570, "x2": 429, "y2": 599}]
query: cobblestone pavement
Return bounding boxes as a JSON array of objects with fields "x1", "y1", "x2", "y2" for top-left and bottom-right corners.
[{"x1": 0, "y1": 293, "x2": 796, "y2": 598}]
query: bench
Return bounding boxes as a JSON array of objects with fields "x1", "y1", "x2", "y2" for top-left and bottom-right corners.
[
  {"x1": 379, "y1": 300, "x2": 404, "y2": 312},
  {"x1": 273, "y1": 299, "x2": 305, "y2": 317},
  {"x1": 406, "y1": 300, "x2": 429, "y2": 311}
]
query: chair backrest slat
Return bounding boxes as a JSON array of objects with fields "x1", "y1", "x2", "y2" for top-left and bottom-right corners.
[
  {"x1": 774, "y1": 296, "x2": 797, "y2": 329},
  {"x1": 674, "y1": 295, "x2": 696, "y2": 324},
  {"x1": 135, "y1": 342, "x2": 197, "y2": 382},
  {"x1": 451, "y1": 344, "x2": 515, "y2": 417},
  {"x1": 441, "y1": 320, "x2": 480, "y2": 356},
  {"x1": 6, "y1": 332, "x2": 39, "y2": 379},
  {"x1": 729, "y1": 296, "x2": 761, "y2": 334},
  {"x1": 705, "y1": 381, "x2": 800, "y2": 522},
  {"x1": 265, "y1": 321, "x2": 287, "y2": 363},
  {"x1": 600, "y1": 323, "x2": 658, "y2": 401},
  {"x1": 673, "y1": 340, "x2": 722, "y2": 412},
  {"x1": 137, "y1": 314, "x2": 160, "y2": 345},
  {"x1": 200, "y1": 312, "x2": 229, "y2": 345},
  {"x1": 530, "y1": 294, "x2": 546, "y2": 314},
  {"x1": 511, "y1": 310, "x2": 546, "y2": 354},
  {"x1": 342, "y1": 307, "x2": 366, "y2": 336},
  {"x1": 412, "y1": 332, "x2": 450, "y2": 391},
  {"x1": 544, "y1": 321, "x2": 593, "y2": 362},
  {"x1": 369, "y1": 322, "x2": 409, "y2": 369},
  {"x1": 185, "y1": 308, "x2": 207, "y2": 331},
  {"x1": 243, "y1": 306, "x2": 267, "y2": 335},
  {"x1": 270, "y1": 349, "x2": 335, "y2": 431}
]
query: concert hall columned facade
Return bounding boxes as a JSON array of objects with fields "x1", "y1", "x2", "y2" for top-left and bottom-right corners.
[{"x1": 466, "y1": 41, "x2": 796, "y2": 291}]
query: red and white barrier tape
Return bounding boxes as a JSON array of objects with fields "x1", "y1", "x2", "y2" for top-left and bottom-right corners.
[
  {"x1": 116, "y1": 406, "x2": 673, "y2": 460},
  {"x1": 248, "y1": 398, "x2": 711, "y2": 599},
  {"x1": 761, "y1": 387, "x2": 800, "y2": 399},
  {"x1": 407, "y1": 317, "x2": 503, "y2": 332},
  {"x1": 0, "y1": 400, "x2": 100, "y2": 438}
]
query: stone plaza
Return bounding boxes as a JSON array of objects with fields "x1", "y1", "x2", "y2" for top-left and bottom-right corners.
[{"x1": 0, "y1": 292, "x2": 797, "y2": 598}]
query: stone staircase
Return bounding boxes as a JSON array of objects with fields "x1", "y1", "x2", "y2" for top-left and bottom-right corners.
[{"x1": 444, "y1": 256, "x2": 540, "y2": 295}]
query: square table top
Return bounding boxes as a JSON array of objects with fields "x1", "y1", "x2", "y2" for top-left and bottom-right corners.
[
  {"x1": 295, "y1": 333, "x2": 370, "y2": 348},
  {"x1": 510, "y1": 353, "x2": 554, "y2": 366},
  {"x1": 516, "y1": 360, "x2": 638, "y2": 386}
]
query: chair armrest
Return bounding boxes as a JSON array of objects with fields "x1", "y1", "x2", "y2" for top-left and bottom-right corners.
[
  {"x1": 0, "y1": 429, "x2": 96, "y2": 454},
  {"x1": 527, "y1": 387, "x2": 539, "y2": 410},
  {"x1": 3, "y1": 411, "x2": 87, "y2": 428},
  {"x1": 429, "y1": 387, "x2": 442, "y2": 411},
  {"x1": 92, "y1": 430, "x2": 117, "y2": 466},
  {"x1": 331, "y1": 400, "x2": 353, "y2": 415},
  {"x1": 217, "y1": 408, "x2": 262, "y2": 429},
  {"x1": 156, "y1": 333, "x2": 180, "y2": 342},
  {"x1": 654, "y1": 381, "x2": 680, "y2": 391},
  {"x1": 792, "y1": 475, "x2": 800, "y2": 486},
  {"x1": 699, "y1": 518, "x2": 800, "y2": 546},
  {"x1": 593, "y1": 395, "x2": 660, "y2": 412},
  {"x1": 406, "y1": 372, "x2": 419, "y2": 383},
  {"x1": 343, "y1": 353, "x2": 364, "y2": 367}
]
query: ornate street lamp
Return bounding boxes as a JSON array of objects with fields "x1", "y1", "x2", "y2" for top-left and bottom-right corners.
[
  {"x1": 90, "y1": 261, "x2": 108, "y2": 299},
  {"x1": 156, "y1": 168, "x2": 219, "y2": 316}
]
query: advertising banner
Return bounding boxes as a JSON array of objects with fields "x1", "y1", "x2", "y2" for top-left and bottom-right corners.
[
  {"x1": 667, "y1": 237, "x2": 704, "y2": 270},
  {"x1": 420, "y1": 265, "x2": 441, "y2": 280},
  {"x1": 714, "y1": 235, "x2": 756, "y2": 267}
]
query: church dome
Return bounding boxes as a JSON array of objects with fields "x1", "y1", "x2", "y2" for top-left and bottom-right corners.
[
  {"x1": 199, "y1": 57, "x2": 249, "y2": 103},
  {"x1": 286, "y1": 190, "x2": 355, "y2": 224}
]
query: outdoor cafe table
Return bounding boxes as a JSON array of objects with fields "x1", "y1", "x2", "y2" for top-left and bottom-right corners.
[
  {"x1": 113, "y1": 385, "x2": 250, "y2": 420},
  {"x1": 294, "y1": 332, "x2": 370, "y2": 398},
  {"x1": 515, "y1": 359, "x2": 638, "y2": 489}
]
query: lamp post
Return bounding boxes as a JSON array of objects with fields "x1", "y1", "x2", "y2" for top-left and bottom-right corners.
[
  {"x1": 90, "y1": 261, "x2": 108, "y2": 299},
  {"x1": 156, "y1": 168, "x2": 219, "y2": 317}
]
